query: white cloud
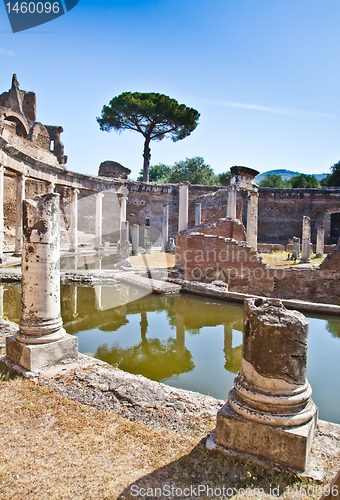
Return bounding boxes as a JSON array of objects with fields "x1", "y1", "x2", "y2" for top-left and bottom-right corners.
[
  {"x1": 0, "y1": 48, "x2": 16, "y2": 56},
  {"x1": 210, "y1": 99, "x2": 333, "y2": 119}
]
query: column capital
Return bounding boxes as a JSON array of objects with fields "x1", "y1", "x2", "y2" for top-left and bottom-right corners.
[
  {"x1": 179, "y1": 181, "x2": 190, "y2": 187},
  {"x1": 73, "y1": 188, "x2": 79, "y2": 194},
  {"x1": 95, "y1": 192, "x2": 104, "y2": 198}
]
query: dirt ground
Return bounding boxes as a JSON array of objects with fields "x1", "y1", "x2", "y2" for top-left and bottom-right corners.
[{"x1": 1, "y1": 368, "x2": 339, "y2": 500}]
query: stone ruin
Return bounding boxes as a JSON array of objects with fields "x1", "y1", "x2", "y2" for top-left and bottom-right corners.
[
  {"x1": 213, "y1": 297, "x2": 318, "y2": 471},
  {"x1": 5, "y1": 193, "x2": 78, "y2": 371},
  {"x1": 98, "y1": 160, "x2": 131, "y2": 180},
  {"x1": 0, "y1": 75, "x2": 67, "y2": 165}
]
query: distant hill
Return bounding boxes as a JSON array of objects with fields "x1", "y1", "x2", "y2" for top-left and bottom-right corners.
[{"x1": 255, "y1": 169, "x2": 328, "y2": 182}]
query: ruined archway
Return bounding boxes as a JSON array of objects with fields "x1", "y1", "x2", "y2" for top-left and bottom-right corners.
[{"x1": 2, "y1": 112, "x2": 29, "y2": 138}]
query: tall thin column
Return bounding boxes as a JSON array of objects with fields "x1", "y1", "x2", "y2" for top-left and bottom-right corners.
[
  {"x1": 246, "y1": 192, "x2": 258, "y2": 250},
  {"x1": 6, "y1": 193, "x2": 78, "y2": 371},
  {"x1": 14, "y1": 174, "x2": 25, "y2": 256},
  {"x1": 162, "y1": 204, "x2": 169, "y2": 251},
  {"x1": 0, "y1": 166, "x2": 6, "y2": 263},
  {"x1": 316, "y1": 224, "x2": 325, "y2": 258},
  {"x1": 69, "y1": 188, "x2": 79, "y2": 252},
  {"x1": 119, "y1": 187, "x2": 129, "y2": 231},
  {"x1": 131, "y1": 224, "x2": 139, "y2": 256},
  {"x1": 195, "y1": 203, "x2": 202, "y2": 226},
  {"x1": 95, "y1": 192, "x2": 104, "y2": 251},
  {"x1": 227, "y1": 185, "x2": 237, "y2": 219},
  {"x1": 178, "y1": 182, "x2": 189, "y2": 233},
  {"x1": 48, "y1": 181, "x2": 55, "y2": 193},
  {"x1": 300, "y1": 216, "x2": 311, "y2": 263}
]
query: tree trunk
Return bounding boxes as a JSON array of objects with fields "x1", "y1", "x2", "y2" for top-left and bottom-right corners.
[{"x1": 142, "y1": 137, "x2": 151, "y2": 182}]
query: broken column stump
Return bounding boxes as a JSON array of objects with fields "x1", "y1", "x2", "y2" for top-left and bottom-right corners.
[
  {"x1": 215, "y1": 298, "x2": 318, "y2": 471},
  {"x1": 6, "y1": 193, "x2": 78, "y2": 371}
]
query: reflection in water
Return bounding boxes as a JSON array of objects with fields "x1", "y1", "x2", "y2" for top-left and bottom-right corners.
[
  {"x1": 60, "y1": 252, "x2": 116, "y2": 271},
  {"x1": 3, "y1": 283, "x2": 340, "y2": 423}
]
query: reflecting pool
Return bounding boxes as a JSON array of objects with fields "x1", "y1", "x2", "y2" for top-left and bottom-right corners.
[{"x1": 2, "y1": 283, "x2": 340, "y2": 424}]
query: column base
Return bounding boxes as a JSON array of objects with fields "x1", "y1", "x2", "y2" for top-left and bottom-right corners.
[
  {"x1": 315, "y1": 253, "x2": 323, "y2": 259},
  {"x1": 5, "y1": 334, "x2": 78, "y2": 372},
  {"x1": 215, "y1": 401, "x2": 318, "y2": 471},
  {"x1": 300, "y1": 258, "x2": 311, "y2": 263}
]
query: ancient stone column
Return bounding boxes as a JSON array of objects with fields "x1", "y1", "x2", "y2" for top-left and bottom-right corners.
[
  {"x1": 69, "y1": 188, "x2": 79, "y2": 252},
  {"x1": 119, "y1": 221, "x2": 130, "y2": 259},
  {"x1": 47, "y1": 181, "x2": 55, "y2": 193},
  {"x1": 131, "y1": 224, "x2": 139, "y2": 256},
  {"x1": 144, "y1": 217, "x2": 151, "y2": 253},
  {"x1": 195, "y1": 203, "x2": 202, "y2": 226},
  {"x1": 6, "y1": 193, "x2": 78, "y2": 371},
  {"x1": 178, "y1": 182, "x2": 189, "y2": 233},
  {"x1": 14, "y1": 174, "x2": 25, "y2": 257},
  {"x1": 316, "y1": 224, "x2": 325, "y2": 258},
  {"x1": 227, "y1": 185, "x2": 237, "y2": 219},
  {"x1": 292, "y1": 236, "x2": 300, "y2": 260},
  {"x1": 215, "y1": 298, "x2": 318, "y2": 471},
  {"x1": 300, "y1": 216, "x2": 311, "y2": 263},
  {"x1": 119, "y1": 188, "x2": 129, "y2": 229},
  {"x1": 0, "y1": 166, "x2": 6, "y2": 263},
  {"x1": 95, "y1": 192, "x2": 104, "y2": 251},
  {"x1": 162, "y1": 204, "x2": 169, "y2": 251},
  {"x1": 246, "y1": 192, "x2": 258, "y2": 250}
]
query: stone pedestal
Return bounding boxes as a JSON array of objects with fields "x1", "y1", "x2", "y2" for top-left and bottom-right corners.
[
  {"x1": 178, "y1": 182, "x2": 189, "y2": 232},
  {"x1": 69, "y1": 188, "x2": 79, "y2": 252},
  {"x1": 131, "y1": 224, "x2": 139, "y2": 256},
  {"x1": 300, "y1": 216, "x2": 311, "y2": 263},
  {"x1": 292, "y1": 236, "x2": 300, "y2": 260},
  {"x1": 162, "y1": 204, "x2": 169, "y2": 251},
  {"x1": 6, "y1": 334, "x2": 78, "y2": 372},
  {"x1": 195, "y1": 203, "x2": 202, "y2": 226},
  {"x1": 246, "y1": 192, "x2": 258, "y2": 250},
  {"x1": 215, "y1": 298, "x2": 318, "y2": 471},
  {"x1": 316, "y1": 224, "x2": 325, "y2": 258},
  {"x1": 5, "y1": 193, "x2": 78, "y2": 371},
  {"x1": 13, "y1": 174, "x2": 25, "y2": 257}
]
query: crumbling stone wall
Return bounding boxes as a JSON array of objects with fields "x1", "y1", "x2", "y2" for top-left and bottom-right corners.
[
  {"x1": 319, "y1": 244, "x2": 340, "y2": 270},
  {"x1": 258, "y1": 187, "x2": 340, "y2": 245},
  {"x1": 176, "y1": 232, "x2": 275, "y2": 294}
]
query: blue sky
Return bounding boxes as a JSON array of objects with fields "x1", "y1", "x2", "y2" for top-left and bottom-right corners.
[{"x1": 1, "y1": 0, "x2": 340, "y2": 179}]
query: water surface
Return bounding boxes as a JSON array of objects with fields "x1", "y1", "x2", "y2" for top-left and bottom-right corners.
[{"x1": 2, "y1": 283, "x2": 340, "y2": 424}]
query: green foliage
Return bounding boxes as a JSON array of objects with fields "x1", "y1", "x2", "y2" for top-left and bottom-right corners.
[
  {"x1": 167, "y1": 157, "x2": 218, "y2": 185},
  {"x1": 259, "y1": 174, "x2": 288, "y2": 188},
  {"x1": 322, "y1": 161, "x2": 340, "y2": 187},
  {"x1": 260, "y1": 173, "x2": 320, "y2": 188},
  {"x1": 289, "y1": 173, "x2": 320, "y2": 188},
  {"x1": 136, "y1": 163, "x2": 172, "y2": 183},
  {"x1": 216, "y1": 171, "x2": 232, "y2": 186},
  {"x1": 97, "y1": 92, "x2": 200, "y2": 182}
]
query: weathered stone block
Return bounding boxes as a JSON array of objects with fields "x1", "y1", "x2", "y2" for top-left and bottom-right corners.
[
  {"x1": 6, "y1": 334, "x2": 78, "y2": 371},
  {"x1": 216, "y1": 401, "x2": 318, "y2": 471}
]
